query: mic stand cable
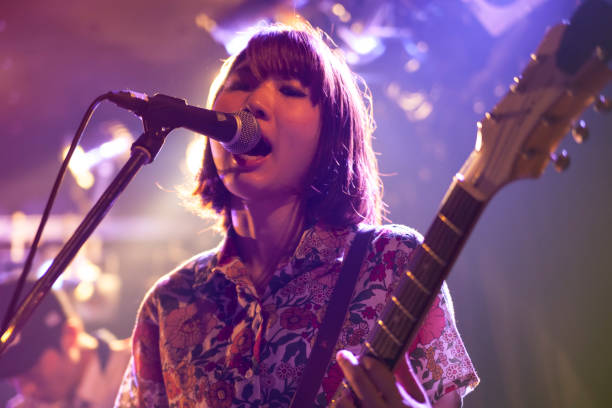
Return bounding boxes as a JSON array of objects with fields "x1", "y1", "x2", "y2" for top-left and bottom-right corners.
[
  {"x1": 0, "y1": 92, "x2": 112, "y2": 336},
  {"x1": 0, "y1": 113, "x2": 172, "y2": 358}
]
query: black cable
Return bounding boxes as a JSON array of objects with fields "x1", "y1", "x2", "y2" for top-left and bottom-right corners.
[{"x1": 0, "y1": 92, "x2": 113, "y2": 334}]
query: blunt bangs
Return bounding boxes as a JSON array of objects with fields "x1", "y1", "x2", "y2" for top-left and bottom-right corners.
[{"x1": 231, "y1": 27, "x2": 329, "y2": 105}]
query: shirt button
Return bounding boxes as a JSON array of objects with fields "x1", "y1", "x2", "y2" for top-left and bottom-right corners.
[{"x1": 245, "y1": 369, "x2": 254, "y2": 379}]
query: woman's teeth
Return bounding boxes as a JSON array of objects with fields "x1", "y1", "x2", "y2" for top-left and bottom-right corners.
[{"x1": 233, "y1": 154, "x2": 267, "y2": 166}]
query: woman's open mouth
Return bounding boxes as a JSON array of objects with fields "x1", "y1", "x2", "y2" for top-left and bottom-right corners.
[
  {"x1": 244, "y1": 136, "x2": 272, "y2": 157},
  {"x1": 231, "y1": 135, "x2": 272, "y2": 169}
]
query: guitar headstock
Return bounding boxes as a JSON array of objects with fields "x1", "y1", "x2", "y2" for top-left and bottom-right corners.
[{"x1": 458, "y1": 0, "x2": 612, "y2": 201}]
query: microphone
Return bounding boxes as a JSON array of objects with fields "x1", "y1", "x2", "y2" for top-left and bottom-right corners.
[{"x1": 107, "y1": 90, "x2": 260, "y2": 155}]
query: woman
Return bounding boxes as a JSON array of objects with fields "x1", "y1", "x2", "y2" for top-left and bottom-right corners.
[{"x1": 115, "y1": 21, "x2": 478, "y2": 408}]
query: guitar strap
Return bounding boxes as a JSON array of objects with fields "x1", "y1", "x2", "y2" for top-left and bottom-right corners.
[{"x1": 289, "y1": 226, "x2": 375, "y2": 408}]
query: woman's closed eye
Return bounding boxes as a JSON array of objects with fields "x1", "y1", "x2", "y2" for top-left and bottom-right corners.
[{"x1": 279, "y1": 84, "x2": 307, "y2": 98}]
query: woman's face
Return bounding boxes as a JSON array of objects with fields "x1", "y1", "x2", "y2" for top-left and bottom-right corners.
[{"x1": 211, "y1": 61, "x2": 321, "y2": 204}]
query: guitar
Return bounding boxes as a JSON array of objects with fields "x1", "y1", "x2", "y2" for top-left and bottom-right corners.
[{"x1": 332, "y1": 0, "x2": 612, "y2": 403}]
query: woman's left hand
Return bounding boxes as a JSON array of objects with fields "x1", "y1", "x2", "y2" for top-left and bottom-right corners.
[{"x1": 334, "y1": 350, "x2": 432, "y2": 408}]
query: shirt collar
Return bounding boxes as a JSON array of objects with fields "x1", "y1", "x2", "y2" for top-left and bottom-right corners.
[{"x1": 194, "y1": 222, "x2": 356, "y2": 297}]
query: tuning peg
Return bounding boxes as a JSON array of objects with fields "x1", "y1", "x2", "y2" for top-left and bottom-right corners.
[
  {"x1": 510, "y1": 76, "x2": 524, "y2": 93},
  {"x1": 594, "y1": 95, "x2": 611, "y2": 113},
  {"x1": 572, "y1": 120, "x2": 589, "y2": 143},
  {"x1": 550, "y1": 149, "x2": 570, "y2": 172}
]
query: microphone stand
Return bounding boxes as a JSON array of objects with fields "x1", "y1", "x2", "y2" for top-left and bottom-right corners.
[{"x1": 0, "y1": 121, "x2": 171, "y2": 357}]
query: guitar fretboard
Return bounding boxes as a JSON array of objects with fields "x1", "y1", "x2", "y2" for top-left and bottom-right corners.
[{"x1": 364, "y1": 179, "x2": 485, "y2": 368}]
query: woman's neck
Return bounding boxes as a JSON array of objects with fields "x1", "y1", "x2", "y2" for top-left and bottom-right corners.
[{"x1": 230, "y1": 195, "x2": 305, "y2": 294}]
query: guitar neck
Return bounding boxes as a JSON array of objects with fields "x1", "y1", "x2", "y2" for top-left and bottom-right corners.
[
  {"x1": 364, "y1": 177, "x2": 486, "y2": 369},
  {"x1": 331, "y1": 0, "x2": 612, "y2": 399}
]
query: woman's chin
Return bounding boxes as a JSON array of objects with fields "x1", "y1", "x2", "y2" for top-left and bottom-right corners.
[{"x1": 226, "y1": 181, "x2": 300, "y2": 206}]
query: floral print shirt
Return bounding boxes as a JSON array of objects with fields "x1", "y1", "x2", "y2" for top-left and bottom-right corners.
[{"x1": 115, "y1": 223, "x2": 479, "y2": 407}]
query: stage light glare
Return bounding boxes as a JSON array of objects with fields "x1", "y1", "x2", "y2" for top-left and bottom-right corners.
[
  {"x1": 221, "y1": 21, "x2": 269, "y2": 56},
  {"x1": 74, "y1": 172, "x2": 95, "y2": 190},
  {"x1": 352, "y1": 35, "x2": 379, "y2": 55},
  {"x1": 405, "y1": 58, "x2": 421, "y2": 73},
  {"x1": 98, "y1": 136, "x2": 131, "y2": 160},
  {"x1": 74, "y1": 281, "x2": 95, "y2": 302},
  {"x1": 475, "y1": 122, "x2": 483, "y2": 152},
  {"x1": 195, "y1": 13, "x2": 217, "y2": 32},
  {"x1": 350, "y1": 22, "x2": 364, "y2": 34},
  {"x1": 75, "y1": 258, "x2": 101, "y2": 282},
  {"x1": 185, "y1": 137, "x2": 206, "y2": 177},
  {"x1": 36, "y1": 259, "x2": 53, "y2": 278},
  {"x1": 475, "y1": 129, "x2": 483, "y2": 152},
  {"x1": 61, "y1": 123, "x2": 132, "y2": 190},
  {"x1": 1, "y1": 326, "x2": 14, "y2": 344},
  {"x1": 225, "y1": 34, "x2": 250, "y2": 56},
  {"x1": 386, "y1": 82, "x2": 401, "y2": 99},
  {"x1": 63, "y1": 145, "x2": 95, "y2": 189},
  {"x1": 98, "y1": 273, "x2": 121, "y2": 296},
  {"x1": 413, "y1": 101, "x2": 433, "y2": 120},
  {"x1": 10, "y1": 211, "x2": 27, "y2": 263},
  {"x1": 337, "y1": 26, "x2": 385, "y2": 64},
  {"x1": 399, "y1": 92, "x2": 424, "y2": 111},
  {"x1": 473, "y1": 101, "x2": 485, "y2": 114},
  {"x1": 63, "y1": 145, "x2": 88, "y2": 171},
  {"x1": 332, "y1": 3, "x2": 347, "y2": 17},
  {"x1": 36, "y1": 259, "x2": 65, "y2": 289},
  {"x1": 276, "y1": 11, "x2": 306, "y2": 27},
  {"x1": 345, "y1": 50, "x2": 359, "y2": 65}
]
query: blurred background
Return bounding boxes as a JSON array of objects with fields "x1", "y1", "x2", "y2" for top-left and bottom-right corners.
[{"x1": 1, "y1": 0, "x2": 611, "y2": 406}]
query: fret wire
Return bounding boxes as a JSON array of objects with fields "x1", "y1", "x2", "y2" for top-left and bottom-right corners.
[
  {"x1": 408, "y1": 249, "x2": 441, "y2": 290},
  {"x1": 370, "y1": 315, "x2": 414, "y2": 358},
  {"x1": 373, "y1": 335, "x2": 402, "y2": 363},
  {"x1": 394, "y1": 286, "x2": 431, "y2": 325},
  {"x1": 438, "y1": 213, "x2": 463, "y2": 236},
  {"x1": 395, "y1": 278, "x2": 430, "y2": 314},
  {"x1": 369, "y1": 330, "x2": 400, "y2": 363},
  {"x1": 363, "y1": 183, "x2": 486, "y2": 372},
  {"x1": 366, "y1": 334, "x2": 401, "y2": 360},
  {"x1": 377, "y1": 319, "x2": 402, "y2": 346},
  {"x1": 405, "y1": 269, "x2": 431, "y2": 294},
  {"x1": 421, "y1": 243, "x2": 446, "y2": 267},
  {"x1": 391, "y1": 295, "x2": 415, "y2": 321},
  {"x1": 424, "y1": 219, "x2": 458, "y2": 269},
  {"x1": 440, "y1": 183, "x2": 483, "y2": 233},
  {"x1": 442, "y1": 217, "x2": 460, "y2": 250},
  {"x1": 364, "y1": 340, "x2": 381, "y2": 358},
  {"x1": 381, "y1": 306, "x2": 412, "y2": 344}
]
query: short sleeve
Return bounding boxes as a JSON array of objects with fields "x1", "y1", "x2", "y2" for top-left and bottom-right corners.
[
  {"x1": 407, "y1": 282, "x2": 479, "y2": 402},
  {"x1": 360, "y1": 224, "x2": 478, "y2": 402},
  {"x1": 114, "y1": 356, "x2": 138, "y2": 407},
  {"x1": 114, "y1": 286, "x2": 169, "y2": 407}
]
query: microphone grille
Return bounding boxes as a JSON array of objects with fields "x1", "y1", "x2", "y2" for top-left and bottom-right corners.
[{"x1": 223, "y1": 110, "x2": 260, "y2": 154}]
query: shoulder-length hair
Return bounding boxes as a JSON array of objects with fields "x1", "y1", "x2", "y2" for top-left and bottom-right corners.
[{"x1": 190, "y1": 21, "x2": 384, "y2": 231}]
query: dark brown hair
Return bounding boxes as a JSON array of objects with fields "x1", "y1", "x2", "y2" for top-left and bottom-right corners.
[{"x1": 191, "y1": 21, "x2": 383, "y2": 230}]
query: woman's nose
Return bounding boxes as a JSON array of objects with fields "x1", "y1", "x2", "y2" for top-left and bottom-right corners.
[{"x1": 244, "y1": 82, "x2": 273, "y2": 121}]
